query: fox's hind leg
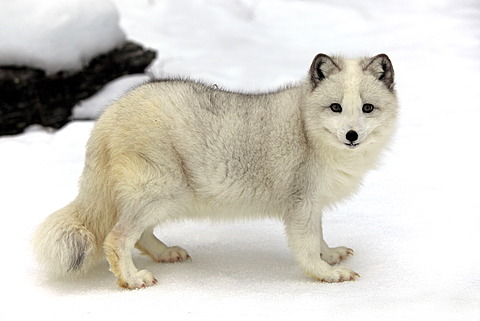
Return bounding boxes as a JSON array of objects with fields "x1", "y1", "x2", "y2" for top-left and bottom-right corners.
[
  {"x1": 102, "y1": 144, "x2": 191, "y2": 289},
  {"x1": 135, "y1": 226, "x2": 191, "y2": 263},
  {"x1": 104, "y1": 195, "x2": 190, "y2": 289},
  {"x1": 104, "y1": 217, "x2": 158, "y2": 289}
]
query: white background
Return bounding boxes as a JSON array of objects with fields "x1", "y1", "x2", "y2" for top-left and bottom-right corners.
[{"x1": 1, "y1": 0, "x2": 479, "y2": 320}]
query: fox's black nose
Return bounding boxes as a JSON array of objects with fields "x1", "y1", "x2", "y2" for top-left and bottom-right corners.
[{"x1": 346, "y1": 130, "x2": 358, "y2": 143}]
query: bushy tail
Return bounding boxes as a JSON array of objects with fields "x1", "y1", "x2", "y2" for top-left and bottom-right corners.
[{"x1": 32, "y1": 202, "x2": 98, "y2": 276}]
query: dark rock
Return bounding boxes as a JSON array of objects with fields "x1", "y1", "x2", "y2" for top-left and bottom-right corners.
[{"x1": 0, "y1": 41, "x2": 156, "y2": 136}]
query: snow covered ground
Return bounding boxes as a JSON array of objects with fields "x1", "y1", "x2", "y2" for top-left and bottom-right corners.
[{"x1": 1, "y1": 0, "x2": 479, "y2": 320}]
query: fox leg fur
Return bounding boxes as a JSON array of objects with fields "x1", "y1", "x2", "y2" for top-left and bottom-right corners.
[
  {"x1": 135, "y1": 226, "x2": 190, "y2": 263},
  {"x1": 104, "y1": 218, "x2": 158, "y2": 289},
  {"x1": 320, "y1": 239, "x2": 354, "y2": 266},
  {"x1": 285, "y1": 204, "x2": 359, "y2": 282}
]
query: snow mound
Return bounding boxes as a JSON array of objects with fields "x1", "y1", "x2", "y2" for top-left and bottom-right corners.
[{"x1": 0, "y1": 0, "x2": 126, "y2": 74}]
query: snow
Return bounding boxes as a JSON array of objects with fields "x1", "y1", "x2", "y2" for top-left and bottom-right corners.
[
  {"x1": 0, "y1": 0, "x2": 125, "y2": 73},
  {"x1": 1, "y1": 0, "x2": 479, "y2": 320}
]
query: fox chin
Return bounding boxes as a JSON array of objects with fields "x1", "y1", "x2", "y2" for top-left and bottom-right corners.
[{"x1": 33, "y1": 53, "x2": 398, "y2": 289}]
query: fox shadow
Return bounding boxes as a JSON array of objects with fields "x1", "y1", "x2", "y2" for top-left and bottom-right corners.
[{"x1": 33, "y1": 244, "x2": 301, "y2": 294}]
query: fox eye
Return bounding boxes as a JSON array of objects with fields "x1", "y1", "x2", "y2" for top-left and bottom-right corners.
[
  {"x1": 362, "y1": 103, "x2": 374, "y2": 113},
  {"x1": 330, "y1": 103, "x2": 342, "y2": 113}
]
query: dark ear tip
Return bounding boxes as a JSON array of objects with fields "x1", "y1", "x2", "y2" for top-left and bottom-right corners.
[
  {"x1": 378, "y1": 54, "x2": 395, "y2": 89},
  {"x1": 309, "y1": 54, "x2": 341, "y2": 88},
  {"x1": 314, "y1": 53, "x2": 330, "y2": 59},
  {"x1": 363, "y1": 54, "x2": 395, "y2": 90},
  {"x1": 310, "y1": 54, "x2": 329, "y2": 83},
  {"x1": 311, "y1": 53, "x2": 332, "y2": 68},
  {"x1": 373, "y1": 54, "x2": 392, "y2": 66}
]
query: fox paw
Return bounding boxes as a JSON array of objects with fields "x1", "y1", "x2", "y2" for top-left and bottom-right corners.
[
  {"x1": 312, "y1": 266, "x2": 360, "y2": 283},
  {"x1": 117, "y1": 270, "x2": 158, "y2": 289},
  {"x1": 154, "y1": 246, "x2": 191, "y2": 263},
  {"x1": 321, "y1": 246, "x2": 353, "y2": 265}
]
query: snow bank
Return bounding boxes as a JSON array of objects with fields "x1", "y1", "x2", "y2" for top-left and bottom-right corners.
[{"x1": 0, "y1": 0, "x2": 125, "y2": 73}]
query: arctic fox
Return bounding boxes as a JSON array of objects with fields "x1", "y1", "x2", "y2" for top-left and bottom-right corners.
[{"x1": 33, "y1": 54, "x2": 398, "y2": 289}]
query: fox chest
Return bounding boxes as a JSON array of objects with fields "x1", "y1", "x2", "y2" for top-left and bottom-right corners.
[{"x1": 313, "y1": 162, "x2": 366, "y2": 206}]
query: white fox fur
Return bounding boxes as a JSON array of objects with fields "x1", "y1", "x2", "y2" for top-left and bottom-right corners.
[{"x1": 33, "y1": 54, "x2": 398, "y2": 289}]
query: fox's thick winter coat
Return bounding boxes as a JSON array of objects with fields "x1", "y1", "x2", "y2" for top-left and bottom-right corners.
[{"x1": 33, "y1": 54, "x2": 398, "y2": 289}]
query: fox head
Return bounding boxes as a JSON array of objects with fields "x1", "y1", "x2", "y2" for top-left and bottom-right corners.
[{"x1": 302, "y1": 54, "x2": 398, "y2": 152}]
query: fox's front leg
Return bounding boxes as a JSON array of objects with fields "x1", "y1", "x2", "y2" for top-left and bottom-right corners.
[
  {"x1": 321, "y1": 239, "x2": 354, "y2": 266},
  {"x1": 285, "y1": 206, "x2": 359, "y2": 282}
]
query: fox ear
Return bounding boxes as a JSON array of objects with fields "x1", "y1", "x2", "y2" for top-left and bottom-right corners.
[
  {"x1": 309, "y1": 54, "x2": 340, "y2": 88},
  {"x1": 364, "y1": 54, "x2": 395, "y2": 90}
]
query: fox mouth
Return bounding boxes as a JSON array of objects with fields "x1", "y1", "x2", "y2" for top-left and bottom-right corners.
[{"x1": 345, "y1": 142, "x2": 360, "y2": 148}]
